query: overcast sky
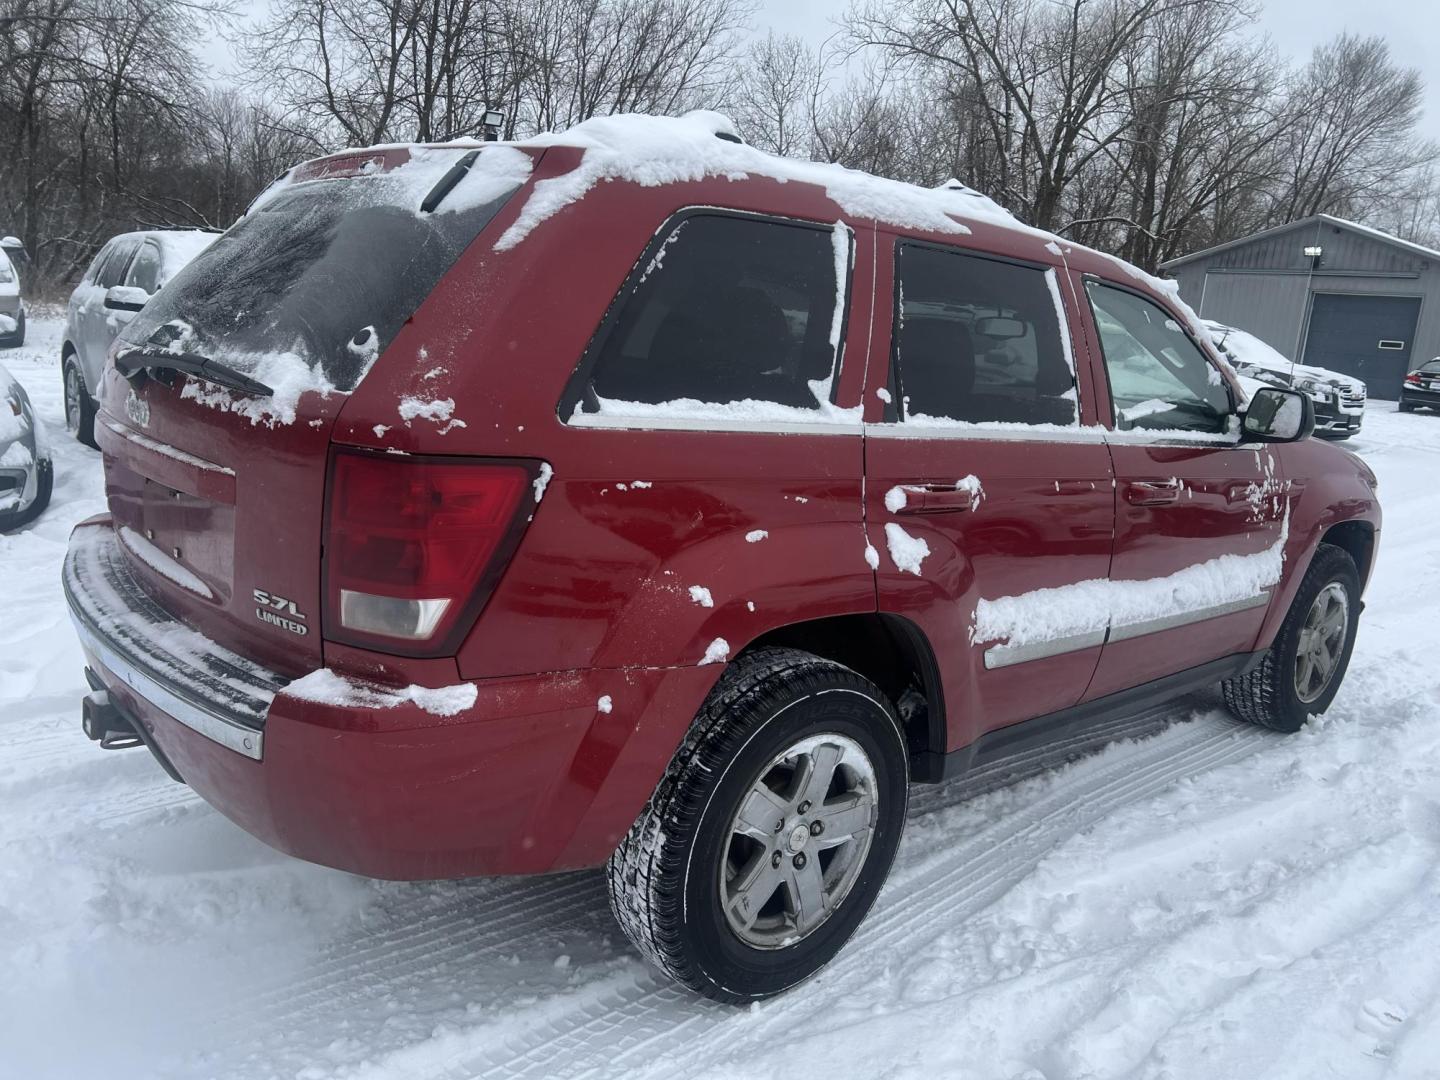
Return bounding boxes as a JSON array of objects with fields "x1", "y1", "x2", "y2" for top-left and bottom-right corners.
[{"x1": 203, "y1": 0, "x2": 1440, "y2": 141}]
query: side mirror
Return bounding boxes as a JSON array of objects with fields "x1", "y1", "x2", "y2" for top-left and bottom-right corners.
[
  {"x1": 1242, "y1": 386, "x2": 1313, "y2": 443},
  {"x1": 973, "y1": 315, "x2": 1027, "y2": 340},
  {"x1": 103, "y1": 285, "x2": 150, "y2": 313}
]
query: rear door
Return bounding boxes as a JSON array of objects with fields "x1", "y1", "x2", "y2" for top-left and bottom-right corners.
[
  {"x1": 1081, "y1": 279, "x2": 1286, "y2": 699},
  {"x1": 864, "y1": 237, "x2": 1116, "y2": 754}
]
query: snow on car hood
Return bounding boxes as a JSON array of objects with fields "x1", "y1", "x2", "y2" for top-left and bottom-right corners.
[{"x1": 1205, "y1": 321, "x2": 1365, "y2": 393}]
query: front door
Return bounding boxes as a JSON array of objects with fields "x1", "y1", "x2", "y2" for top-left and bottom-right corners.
[
  {"x1": 1081, "y1": 280, "x2": 1288, "y2": 700},
  {"x1": 864, "y1": 237, "x2": 1116, "y2": 755}
]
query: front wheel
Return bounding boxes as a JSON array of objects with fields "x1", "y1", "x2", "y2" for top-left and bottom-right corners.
[
  {"x1": 607, "y1": 648, "x2": 909, "y2": 1003},
  {"x1": 1222, "y1": 543, "x2": 1360, "y2": 732}
]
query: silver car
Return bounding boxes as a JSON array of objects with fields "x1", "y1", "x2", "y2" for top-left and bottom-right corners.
[
  {"x1": 0, "y1": 240, "x2": 24, "y2": 347},
  {"x1": 61, "y1": 229, "x2": 217, "y2": 445},
  {"x1": 0, "y1": 360, "x2": 52, "y2": 530}
]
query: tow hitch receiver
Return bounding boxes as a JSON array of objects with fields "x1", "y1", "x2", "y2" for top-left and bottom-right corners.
[
  {"x1": 80, "y1": 679, "x2": 185, "y2": 783},
  {"x1": 82, "y1": 689, "x2": 143, "y2": 749}
]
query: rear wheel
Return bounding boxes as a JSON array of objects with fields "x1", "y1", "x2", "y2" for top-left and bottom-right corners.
[
  {"x1": 1398, "y1": 399, "x2": 1414, "y2": 413},
  {"x1": 606, "y1": 648, "x2": 908, "y2": 1003},
  {"x1": 63, "y1": 355, "x2": 96, "y2": 448},
  {"x1": 1, "y1": 309, "x2": 23, "y2": 347},
  {"x1": 1222, "y1": 543, "x2": 1360, "y2": 733}
]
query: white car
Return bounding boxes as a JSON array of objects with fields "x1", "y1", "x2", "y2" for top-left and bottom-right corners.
[
  {"x1": 0, "y1": 360, "x2": 52, "y2": 530},
  {"x1": 1204, "y1": 320, "x2": 1367, "y2": 440},
  {"x1": 61, "y1": 229, "x2": 217, "y2": 445},
  {"x1": 0, "y1": 240, "x2": 24, "y2": 347}
]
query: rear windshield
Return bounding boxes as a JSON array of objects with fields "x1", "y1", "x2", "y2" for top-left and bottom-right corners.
[
  {"x1": 119, "y1": 147, "x2": 531, "y2": 393},
  {"x1": 1422, "y1": 359, "x2": 1440, "y2": 373}
]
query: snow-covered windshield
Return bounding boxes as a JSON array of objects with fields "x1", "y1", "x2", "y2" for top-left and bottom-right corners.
[{"x1": 119, "y1": 148, "x2": 528, "y2": 393}]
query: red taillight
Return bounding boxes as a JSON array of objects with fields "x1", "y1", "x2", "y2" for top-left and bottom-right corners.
[
  {"x1": 324, "y1": 451, "x2": 538, "y2": 655},
  {"x1": 1405, "y1": 372, "x2": 1423, "y2": 384}
]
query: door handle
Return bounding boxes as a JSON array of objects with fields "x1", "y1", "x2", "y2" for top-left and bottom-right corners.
[
  {"x1": 1125, "y1": 479, "x2": 1182, "y2": 506},
  {"x1": 894, "y1": 485, "x2": 981, "y2": 514}
]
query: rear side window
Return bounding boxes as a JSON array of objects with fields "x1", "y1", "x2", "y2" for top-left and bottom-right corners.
[
  {"x1": 567, "y1": 213, "x2": 851, "y2": 421},
  {"x1": 1086, "y1": 282, "x2": 1233, "y2": 434},
  {"x1": 890, "y1": 243, "x2": 1077, "y2": 427}
]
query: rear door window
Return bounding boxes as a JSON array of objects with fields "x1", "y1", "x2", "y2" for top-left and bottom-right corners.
[
  {"x1": 1086, "y1": 282, "x2": 1233, "y2": 434},
  {"x1": 566, "y1": 212, "x2": 852, "y2": 423},
  {"x1": 889, "y1": 243, "x2": 1078, "y2": 427}
]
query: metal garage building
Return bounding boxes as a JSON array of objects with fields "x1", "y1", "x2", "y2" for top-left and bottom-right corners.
[{"x1": 1161, "y1": 215, "x2": 1440, "y2": 399}]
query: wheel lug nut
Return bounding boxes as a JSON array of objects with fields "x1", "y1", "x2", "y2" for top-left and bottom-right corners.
[
  {"x1": 798, "y1": 801, "x2": 811, "y2": 814},
  {"x1": 793, "y1": 853, "x2": 807, "y2": 869},
  {"x1": 774, "y1": 819, "x2": 784, "y2": 833},
  {"x1": 771, "y1": 851, "x2": 783, "y2": 868},
  {"x1": 810, "y1": 820, "x2": 823, "y2": 836}
]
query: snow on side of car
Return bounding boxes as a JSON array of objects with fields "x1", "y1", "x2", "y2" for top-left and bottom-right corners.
[
  {"x1": 532, "y1": 462, "x2": 553, "y2": 502},
  {"x1": 1044, "y1": 268, "x2": 1076, "y2": 375},
  {"x1": 575, "y1": 392, "x2": 861, "y2": 427},
  {"x1": 976, "y1": 510, "x2": 1288, "y2": 648},
  {"x1": 285, "y1": 667, "x2": 479, "y2": 718},
  {"x1": 699, "y1": 637, "x2": 730, "y2": 664},
  {"x1": 398, "y1": 394, "x2": 466, "y2": 433},
  {"x1": 688, "y1": 585, "x2": 714, "y2": 608},
  {"x1": 884, "y1": 522, "x2": 930, "y2": 575}
]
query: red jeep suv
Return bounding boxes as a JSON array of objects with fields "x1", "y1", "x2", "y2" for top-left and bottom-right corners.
[{"x1": 65, "y1": 112, "x2": 1380, "y2": 1003}]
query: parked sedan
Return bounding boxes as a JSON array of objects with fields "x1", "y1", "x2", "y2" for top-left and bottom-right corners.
[
  {"x1": 61, "y1": 229, "x2": 217, "y2": 445},
  {"x1": 1399, "y1": 358, "x2": 1440, "y2": 412},
  {"x1": 1205, "y1": 320, "x2": 1367, "y2": 439},
  {"x1": 0, "y1": 360, "x2": 52, "y2": 530}
]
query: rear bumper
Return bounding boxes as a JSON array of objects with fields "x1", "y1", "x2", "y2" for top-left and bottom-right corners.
[
  {"x1": 64, "y1": 517, "x2": 715, "y2": 879},
  {"x1": 1400, "y1": 385, "x2": 1440, "y2": 406}
]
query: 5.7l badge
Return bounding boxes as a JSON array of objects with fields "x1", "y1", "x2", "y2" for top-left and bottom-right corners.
[{"x1": 253, "y1": 589, "x2": 308, "y2": 636}]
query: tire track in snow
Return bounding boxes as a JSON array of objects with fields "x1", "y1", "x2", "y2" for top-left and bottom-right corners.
[{"x1": 302, "y1": 709, "x2": 1271, "y2": 1080}]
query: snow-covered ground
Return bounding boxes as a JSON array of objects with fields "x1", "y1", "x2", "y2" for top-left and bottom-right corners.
[{"x1": 4, "y1": 313, "x2": 1440, "y2": 1079}]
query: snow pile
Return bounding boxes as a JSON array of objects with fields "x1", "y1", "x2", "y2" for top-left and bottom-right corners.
[
  {"x1": 596, "y1": 695, "x2": 613, "y2": 714},
  {"x1": 532, "y1": 462, "x2": 553, "y2": 502},
  {"x1": 864, "y1": 541, "x2": 880, "y2": 569},
  {"x1": 699, "y1": 637, "x2": 730, "y2": 665},
  {"x1": 578, "y1": 392, "x2": 860, "y2": 427},
  {"x1": 884, "y1": 522, "x2": 930, "y2": 576},
  {"x1": 976, "y1": 512, "x2": 1288, "y2": 647},
  {"x1": 884, "y1": 485, "x2": 908, "y2": 513},
  {"x1": 0, "y1": 314, "x2": 16, "y2": 334},
  {"x1": 688, "y1": 585, "x2": 714, "y2": 608},
  {"x1": 495, "y1": 111, "x2": 996, "y2": 250},
  {"x1": 745, "y1": 530, "x2": 768, "y2": 543},
  {"x1": 285, "y1": 668, "x2": 478, "y2": 718},
  {"x1": 398, "y1": 394, "x2": 466, "y2": 433},
  {"x1": 117, "y1": 526, "x2": 213, "y2": 599}
]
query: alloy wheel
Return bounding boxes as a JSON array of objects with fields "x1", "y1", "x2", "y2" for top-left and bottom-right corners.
[
  {"x1": 720, "y1": 733, "x2": 877, "y2": 949},
  {"x1": 1295, "y1": 581, "x2": 1349, "y2": 704}
]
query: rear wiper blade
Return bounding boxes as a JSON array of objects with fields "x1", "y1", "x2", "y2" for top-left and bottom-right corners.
[{"x1": 115, "y1": 347, "x2": 274, "y2": 398}]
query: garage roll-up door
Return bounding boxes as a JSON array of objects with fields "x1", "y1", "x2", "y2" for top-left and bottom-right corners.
[{"x1": 1302, "y1": 293, "x2": 1421, "y2": 399}]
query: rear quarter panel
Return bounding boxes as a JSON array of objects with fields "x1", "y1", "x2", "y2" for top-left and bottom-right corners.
[{"x1": 332, "y1": 152, "x2": 880, "y2": 680}]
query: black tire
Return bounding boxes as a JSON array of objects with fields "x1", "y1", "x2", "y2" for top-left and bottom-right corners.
[
  {"x1": 606, "y1": 647, "x2": 908, "y2": 1003},
  {"x1": 0, "y1": 308, "x2": 23, "y2": 347},
  {"x1": 1222, "y1": 543, "x2": 1361, "y2": 733},
  {"x1": 1398, "y1": 400, "x2": 1414, "y2": 413},
  {"x1": 2, "y1": 456, "x2": 52, "y2": 531},
  {"x1": 62, "y1": 354, "x2": 97, "y2": 448}
]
